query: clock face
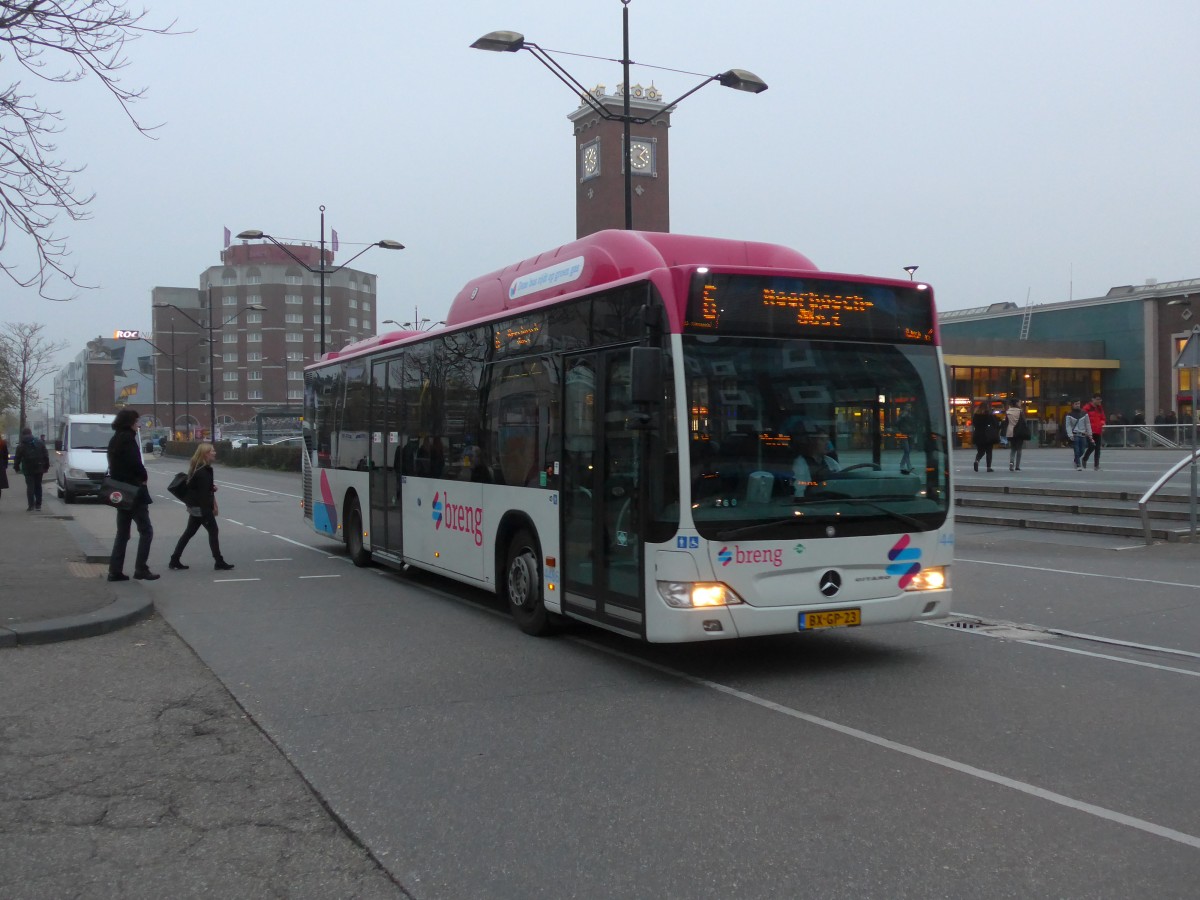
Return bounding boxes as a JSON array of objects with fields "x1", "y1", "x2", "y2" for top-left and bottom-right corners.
[
  {"x1": 582, "y1": 143, "x2": 598, "y2": 177},
  {"x1": 629, "y1": 140, "x2": 652, "y2": 171}
]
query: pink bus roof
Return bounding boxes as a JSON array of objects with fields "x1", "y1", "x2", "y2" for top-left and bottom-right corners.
[
  {"x1": 445, "y1": 229, "x2": 817, "y2": 328},
  {"x1": 318, "y1": 230, "x2": 937, "y2": 367}
]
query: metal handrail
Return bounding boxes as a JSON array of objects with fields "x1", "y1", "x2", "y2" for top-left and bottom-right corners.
[{"x1": 1139, "y1": 448, "x2": 1200, "y2": 544}]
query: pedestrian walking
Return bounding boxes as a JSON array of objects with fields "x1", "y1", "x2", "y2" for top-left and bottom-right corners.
[
  {"x1": 0, "y1": 434, "x2": 9, "y2": 507},
  {"x1": 971, "y1": 402, "x2": 998, "y2": 472},
  {"x1": 12, "y1": 427, "x2": 50, "y2": 511},
  {"x1": 1081, "y1": 395, "x2": 1107, "y2": 470},
  {"x1": 169, "y1": 442, "x2": 234, "y2": 572},
  {"x1": 1132, "y1": 409, "x2": 1146, "y2": 447},
  {"x1": 1003, "y1": 400, "x2": 1031, "y2": 471},
  {"x1": 1066, "y1": 399, "x2": 1093, "y2": 470},
  {"x1": 106, "y1": 408, "x2": 158, "y2": 582}
]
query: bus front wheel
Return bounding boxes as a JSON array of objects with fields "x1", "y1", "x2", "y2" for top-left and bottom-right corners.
[
  {"x1": 504, "y1": 529, "x2": 553, "y2": 636},
  {"x1": 345, "y1": 497, "x2": 371, "y2": 567}
]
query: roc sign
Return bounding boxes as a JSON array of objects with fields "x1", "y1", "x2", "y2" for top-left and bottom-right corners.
[{"x1": 113, "y1": 329, "x2": 142, "y2": 339}]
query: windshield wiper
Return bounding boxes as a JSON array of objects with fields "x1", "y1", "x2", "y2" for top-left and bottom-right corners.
[
  {"x1": 715, "y1": 499, "x2": 931, "y2": 539},
  {"x1": 802, "y1": 498, "x2": 931, "y2": 531},
  {"x1": 716, "y1": 516, "x2": 812, "y2": 540}
]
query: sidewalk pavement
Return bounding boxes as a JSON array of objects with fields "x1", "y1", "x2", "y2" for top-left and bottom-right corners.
[{"x1": 0, "y1": 481, "x2": 152, "y2": 648}]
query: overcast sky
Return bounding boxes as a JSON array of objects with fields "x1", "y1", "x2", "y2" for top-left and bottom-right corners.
[{"x1": 5, "y1": 0, "x2": 1200, "y2": 374}]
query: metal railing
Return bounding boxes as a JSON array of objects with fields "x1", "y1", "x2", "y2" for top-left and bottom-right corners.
[{"x1": 1139, "y1": 448, "x2": 1200, "y2": 544}]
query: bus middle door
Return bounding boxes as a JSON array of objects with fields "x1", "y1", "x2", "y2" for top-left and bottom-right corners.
[{"x1": 561, "y1": 349, "x2": 644, "y2": 634}]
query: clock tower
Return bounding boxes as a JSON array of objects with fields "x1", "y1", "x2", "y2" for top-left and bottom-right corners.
[{"x1": 570, "y1": 83, "x2": 672, "y2": 237}]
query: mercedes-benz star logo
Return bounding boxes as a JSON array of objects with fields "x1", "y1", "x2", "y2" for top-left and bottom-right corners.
[{"x1": 818, "y1": 570, "x2": 842, "y2": 597}]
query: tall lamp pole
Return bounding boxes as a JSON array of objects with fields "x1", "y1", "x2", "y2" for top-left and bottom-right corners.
[
  {"x1": 236, "y1": 210, "x2": 404, "y2": 357},
  {"x1": 471, "y1": 1, "x2": 767, "y2": 230},
  {"x1": 155, "y1": 301, "x2": 265, "y2": 440}
]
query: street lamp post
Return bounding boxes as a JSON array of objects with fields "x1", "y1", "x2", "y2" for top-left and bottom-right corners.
[
  {"x1": 154, "y1": 301, "x2": 265, "y2": 441},
  {"x1": 383, "y1": 308, "x2": 444, "y2": 332},
  {"x1": 472, "y1": 1, "x2": 767, "y2": 230},
  {"x1": 170, "y1": 322, "x2": 177, "y2": 436},
  {"x1": 236, "y1": 209, "x2": 404, "y2": 357}
]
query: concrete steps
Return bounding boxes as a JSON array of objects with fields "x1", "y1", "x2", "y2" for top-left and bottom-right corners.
[{"x1": 954, "y1": 484, "x2": 1200, "y2": 542}]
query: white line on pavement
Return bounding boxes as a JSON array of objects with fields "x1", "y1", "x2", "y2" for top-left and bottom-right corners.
[
  {"x1": 956, "y1": 557, "x2": 1200, "y2": 590},
  {"x1": 574, "y1": 638, "x2": 1200, "y2": 851}
]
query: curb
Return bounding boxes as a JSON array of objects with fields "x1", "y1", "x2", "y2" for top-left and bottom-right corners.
[
  {"x1": 0, "y1": 593, "x2": 155, "y2": 648},
  {"x1": 61, "y1": 514, "x2": 114, "y2": 564}
]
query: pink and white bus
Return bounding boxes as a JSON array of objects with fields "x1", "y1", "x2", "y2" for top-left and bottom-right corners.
[{"x1": 302, "y1": 230, "x2": 952, "y2": 642}]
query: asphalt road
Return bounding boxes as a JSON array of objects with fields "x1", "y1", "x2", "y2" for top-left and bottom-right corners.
[{"x1": 46, "y1": 453, "x2": 1200, "y2": 897}]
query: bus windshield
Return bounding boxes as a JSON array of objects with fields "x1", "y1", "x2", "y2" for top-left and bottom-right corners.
[{"x1": 682, "y1": 335, "x2": 949, "y2": 540}]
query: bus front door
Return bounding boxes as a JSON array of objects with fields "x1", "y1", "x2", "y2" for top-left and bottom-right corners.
[{"x1": 561, "y1": 349, "x2": 644, "y2": 635}]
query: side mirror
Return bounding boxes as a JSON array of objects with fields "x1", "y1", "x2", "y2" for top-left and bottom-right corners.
[
  {"x1": 54, "y1": 439, "x2": 63, "y2": 452},
  {"x1": 630, "y1": 347, "x2": 663, "y2": 406}
]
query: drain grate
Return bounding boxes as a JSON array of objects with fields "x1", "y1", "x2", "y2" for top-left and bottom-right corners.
[{"x1": 940, "y1": 617, "x2": 1055, "y2": 641}]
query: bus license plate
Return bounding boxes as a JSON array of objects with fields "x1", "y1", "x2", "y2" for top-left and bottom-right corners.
[{"x1": 800, "y1": 608, "x2": 861, "y2": 630}]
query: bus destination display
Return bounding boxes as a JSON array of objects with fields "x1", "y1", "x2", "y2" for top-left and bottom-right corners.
[{"x1": 685, "y1": 274, "x2": 934, "y2": 343}]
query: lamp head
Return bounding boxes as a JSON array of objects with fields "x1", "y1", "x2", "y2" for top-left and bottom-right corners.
[
  {"x1": 235, "y1": 230, "x2": 264, "y2": 240},
  {"x1": 717, "y1": 68, "x2": 768, "y2": 93},
  {"x1": 903, "y1": 265, "x2": 919, "y2": 279},
  {"x1": 471, "y1": 30, "x2": 526, "y2": 52},
  {"x1": 377, "y1": 240, "x2": 405, "y2": 250}
]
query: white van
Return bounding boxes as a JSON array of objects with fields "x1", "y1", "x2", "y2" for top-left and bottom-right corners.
[{"x1": 54, "y1": 413, "x2": 119, "y2": 503}]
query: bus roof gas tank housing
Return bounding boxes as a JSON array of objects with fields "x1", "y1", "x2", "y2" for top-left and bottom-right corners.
[{"x1": 445, "y1": 230, "x2": 818, "y2": 328}]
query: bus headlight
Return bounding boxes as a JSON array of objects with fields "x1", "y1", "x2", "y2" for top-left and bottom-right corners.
[
  {"x1": 68, "y1": 468, "x2": 87, "y2": 479},
  {"x1": 904, "y1": 566, "x2": 948, "y2": 591},
  {"x1": 657, "y1": 581, "x2": 745, "y2": 608}
]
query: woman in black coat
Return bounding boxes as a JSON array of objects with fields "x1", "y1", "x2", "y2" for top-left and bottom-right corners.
[
  {"x1": 0, "y1": 435, "x2": 9, "y2": 503},
  {"x1": 169, "y1": 442, "x2": 233, "y2": 571},
  {"x1": 971, "y1": 403, "x2": 998, "y2": 473},
  {"x1": 107, "y1": 408, "x2": 157, "y2": 581}
]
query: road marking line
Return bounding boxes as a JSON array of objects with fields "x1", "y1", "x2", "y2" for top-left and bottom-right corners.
[
  {"x1": 255, "y1": 558, "x2": 293, "y2": 562},
  {"x1": 214, "y1": 578, "x2": 260, "y2": 583},
  {"x1": 957, "y1": 557, "x2": 1200, "y2": 590},
  {"x1": 215, "y1": 480, "x2": 301, "y2": 500},
  {"x1": 299, "y1": 574, "x2": 341, "y2": 579},
  {"x1": 574, "y1": 638, "x2": 1200, "y2": 851},
  {"x1": 1029, "y1": 642, "x2": 1200, "y2": 677}
]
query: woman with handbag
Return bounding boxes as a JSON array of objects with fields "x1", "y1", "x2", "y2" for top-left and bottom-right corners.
[
  {"x1": 971, "y1": 402, "x2": 999, "y2": 472},
  {"x1": 106, "y1": 409, "x2": 158, "y2": 581},
  {"x1": 1004, "y1": 399, "x2": 1031, "y2": 471},
  {"x1": 169, "y1": 443, "x2": 234, "y2": 571}
]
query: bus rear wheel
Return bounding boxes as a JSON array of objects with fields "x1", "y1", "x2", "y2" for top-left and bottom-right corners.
[
  {"x1": 504, "y1": 529, "x2": 553, "y2": 636},
  {"x1": 345, "y1": 496, "x2": 371, "y2": 567}
]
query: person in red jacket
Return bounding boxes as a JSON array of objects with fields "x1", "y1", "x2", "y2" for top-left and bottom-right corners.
[{"x1": 1081, "y1": 395, "x2": 1107, "y2": 470}]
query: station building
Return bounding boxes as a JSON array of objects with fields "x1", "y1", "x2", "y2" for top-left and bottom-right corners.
[{"x1": 938, "y1": 278, "x2": 1200, "y2": 440}]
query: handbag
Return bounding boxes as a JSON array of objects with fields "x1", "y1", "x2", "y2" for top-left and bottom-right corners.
[
  {"x1": 167, "y1": 471, "x2": 190, "y2": 502},
  {"x1": 99, "y1": 477, "x2": 140, "y2": 511},
  {"x1": 1014, "y1": 414, "x2": 1031, "y2": 442}
]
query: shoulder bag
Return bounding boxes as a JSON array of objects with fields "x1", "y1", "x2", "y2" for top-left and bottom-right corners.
[{"x1": 100, "y1": 477, "x2": 140, "y2": 511}]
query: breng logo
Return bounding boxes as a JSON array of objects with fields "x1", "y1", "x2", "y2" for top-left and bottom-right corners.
[
  {"x1": 886, "y1": 534, "x2": 922, "y2": 588},
  {"x1": 717, "y1": 545, "x2": 783, "y2": 568},
  {"x1": 431, "y1": 491, "x2": 484, "y2": 547}
]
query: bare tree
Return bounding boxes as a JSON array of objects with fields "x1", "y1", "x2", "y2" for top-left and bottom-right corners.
[
  {"x1": 0, "y1": 339, "x2": 15, "y2": 412},
  {"x1": 0, "y1": 1, "x2": 176, "y2": 299},
  {"x1": 0, "y1": 321, "x2": 67, "y2": 428}
]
